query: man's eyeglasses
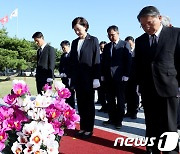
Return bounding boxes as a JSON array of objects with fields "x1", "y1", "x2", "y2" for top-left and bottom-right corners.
[
  {"x1": 108, "y1": 33, "x2": 117, "y2": 38},
  {"x1": 140, "y1": 19, "x2": 156, "y2": 29}
]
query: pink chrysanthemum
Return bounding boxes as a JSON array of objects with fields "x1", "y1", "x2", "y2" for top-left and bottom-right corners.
[
  {"x1": 43, "y1": 84, "x2": 52, "y2": 91},
  {"x1": 57, "y1": 88, "x2": 71, "y2": 99},
  {"x1": 12, "y1": 80, "x2": 29, "y2": 96}
]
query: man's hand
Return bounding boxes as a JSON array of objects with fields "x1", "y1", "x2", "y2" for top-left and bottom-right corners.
[
  {"x1": 47, "y1": 78, "x2": 53, "y2": 82},
  {"x1": 93, "y1": 79, "x2": 100, "y2": 88},
  {"x1": 177, "y1": 87, "x2": 180, "y2": 97},
  {"x1": 122, "y1": 76, "x2": 129, "y2": 81},
  {"x1": 59, "y1": 73, "x2": 67, "y2": 78}
]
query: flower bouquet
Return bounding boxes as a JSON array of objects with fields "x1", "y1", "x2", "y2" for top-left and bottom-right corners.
[{"x1": 0, "y1": 80, "x2": 80, "y2": 154}]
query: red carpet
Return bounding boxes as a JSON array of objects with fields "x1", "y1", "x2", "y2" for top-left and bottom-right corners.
[{"x1": 59, "y1": 126, "x2": 146, "y2": 154}]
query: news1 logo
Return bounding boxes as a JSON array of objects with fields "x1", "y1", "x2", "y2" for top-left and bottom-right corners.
[{"x1": 114, "y1": 132, "x2": 179, "y2": 151}]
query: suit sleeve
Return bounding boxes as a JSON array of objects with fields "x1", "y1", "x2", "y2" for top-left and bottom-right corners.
[
  {"x1": 134, "y1": 38, "x2": 141, "y2": 85},
  {"x1": 69, "y1": 40, "x2": 78, "y2": 87},
  {"x1": 175, "y1": 31, "x2": 180, "y2": 86},
  {"x1": 92, "y1": 37, "x2": 101, "y2": 79},
  {"x1": 59, "y1": 54, "x2": 64, "y2": 74},
  {"x1": 123, "y1": 42, "x2": 132, "y2": 77},
  {"x1": 48, "y1": 46, "x2": 56, "y2": 79}
]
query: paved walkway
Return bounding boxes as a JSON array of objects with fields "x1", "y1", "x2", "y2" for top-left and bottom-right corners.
[
  {"x1": 93, "y1": 91, "x2": 180, "y2": 150},
  {"x1": 94, "y1": 104, "x2": 146, "y2": 138}
]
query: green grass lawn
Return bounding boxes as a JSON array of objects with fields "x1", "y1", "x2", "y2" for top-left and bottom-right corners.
[{"x1": 0, "y1": 76, "x2": 61, "y2": 98}]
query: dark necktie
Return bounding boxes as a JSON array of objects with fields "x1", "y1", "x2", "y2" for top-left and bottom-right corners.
[
  {"x1": 150, "y1": 34, "x2": 157, "y2": 57},
  {"x1": 39, "y1": 48, "x2": 42, "y2": 56},
  {"x1": 112, "y1": 42, "x2": 116, "y2": 58},
  {"x1": 151, "y1": 34, "x2": 157, "y2": 49}
]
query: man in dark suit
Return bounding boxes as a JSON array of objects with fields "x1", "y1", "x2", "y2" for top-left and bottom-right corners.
[
  {"x1": 101, "y1": 25, "x2": 132, "y2": 129},
  {"x1": 97, "y1": 41, "x2": 108, "y2": 113},
  {"x1": 135, "y1": 6, "x2": 180, "y2": 153},
  {"x1": 59, "y1": 40, "x2": 75, "y2": 109},
  {"x1": 124, "y1": 36, "x2": 139, "y2": 119},
  {"x1": 32, "y1": 32, "x2": 55, "y2": 94},
  {"x1": 161, "y1": 15, "x2": 180, "y2": 131}
]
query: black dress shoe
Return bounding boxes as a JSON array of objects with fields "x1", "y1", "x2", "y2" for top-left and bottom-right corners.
[
  {"x1": 82, "y1": 131, "x2": 93, "y2": 139},
  {"x1": 98, "y1": 108, "x2": 104, "y2": 112},
  {"x1": 124, "y1": 113, "x2": 131, "y2": 118},
  {"x1": 115, "y1": 123, "x2": 122, "y2": 129},
  {"x1": 98, "y1": 107, "x2": 108, "y2": 112},
  {"x1": 75, "y1": 130, "x2": 85, "y2": 137},
  {"x1": 103, "y1": 120, "x2": 113, "y2": 126},
  {"x1": 131, "y1": 114, "x2": 137, "y2": 119},
  {"x1": 177, "y1": 125, "x2": 180, "y2": 130},
  {"x1": 95, "y1": 101, "x2": 101, "y2": 104}
]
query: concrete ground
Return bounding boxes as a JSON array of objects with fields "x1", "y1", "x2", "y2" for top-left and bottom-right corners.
[{"x1": 93, "y1": 90, "x2": 180, "y2": 151}]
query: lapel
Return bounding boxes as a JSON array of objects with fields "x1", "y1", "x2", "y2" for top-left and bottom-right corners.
[
  {"x1": 115, "y1": 39, "x2": 124, "y2": 49},
  {"x1": 144, "y1": 33, "x2": 151, "y2": 49},
  {"x1": 38, "y1": 44, "x2": 48, "y2": 63},
  {"x1": 153, "y1": 26, "x2": 166, "y2": 60},
  {"x1": 41, "y1": 44, "x2": 48, "y2": 56},
  {"x1": 106, "y1": 43, "x2": 112, "y2": 58},
  {"x1": 73, "y1": 39, "x2": 79, "y2": 60},
  {"x1": 79, "y1": 33, "x2": 91, "y2": 61},
  {"x1": 142, "y1": 33, "x2": 152, "y2": 59}
]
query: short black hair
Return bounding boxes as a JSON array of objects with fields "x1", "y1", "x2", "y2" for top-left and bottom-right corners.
[
  {"x1": 32, "y1": 31, "x2": 44, "y2": 39},
  {"x1": 99, "y1": 41, "x2": 107, "y2": 45},
  {"x1": 107, "y1": 25, "x2": 119, "y2": 33},
  {"x1": 137, "y1": 6, "x2": 160, "y2": 22},
  {"x1": 72, "y1": 17, "x2": 89, "y2": 32},
  {"x1": 60, "y1": 40, "x2": 70, "y2": 47},
  {"x1": 125, "y1": 36, "x2": 134, "y2": 42}
]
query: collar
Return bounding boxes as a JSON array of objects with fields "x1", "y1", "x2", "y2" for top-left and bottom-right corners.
[
  {"x1": 41, "y1": 43, "x2": 47, "y2": 50},
  {"x1": 149, "y1": 24, "x2": 163, "y2": 38},
  {"x1": 112, "y1": 39, "x2": 120, "y2": 45},
  {"x1": 78, "y1": 33, "x2": 90, "y2": 40}
]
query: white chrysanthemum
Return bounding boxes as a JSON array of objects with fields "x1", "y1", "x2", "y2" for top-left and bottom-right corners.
[
  {"x1": 22, "y1": 95, "x2": 32, "y2": 106},
  {"x1": 38, "y1": 121, "x2": 55, "y2": 136},
  {"x1": 43, "y1": 134, "x2": 56, "y2": 146},
  {"x1": 11, "y1": 141, "x2": 23, "y2": 154},
  {"x1": 39, "y1": 108, "x2": 48, "y2": 121},
  {"x1": 29, "y1": 131, "x2": 43, "y2": 146},
  {"x1": 22, "y1": 143, "x2": 34, "y2": 154},
  {"x1": 43, "y1": 89, "x2": 53, "y2": 97},
  {"x1": 28, "y1": 109, "x2": 39, "y2": 120},
  {"x1": 17, "y1": 132, "x2": 28, "y2": 144},
  {"x1": 34, "y1": 95, "x2": 52, "y2": 108},
  {"x1": 34, "y1": 95, "x2": 44, "y2": 107},
  {"x1": 42, "y1": 96, "x2": 54, "y2": 107},
  {"x1": 46, "y1": 140, "x2": 59, "y2": 154},
  {"x1": 28, "y1": 108, "x2": 47, "y2": 121},
  {"x1": 22, "y1": 121, "x2": 38, "y2": 136},
  {"x1": 32, "y1": 148, "x2": 48, "y2": 154},
  {"x1": 12, "y1": 79, "x2": 26, "y2": 86},
  {"x1": 54, "y1": 80, "x2": 65, "y2": 90},
  {"x1": 16, "y1": 97, "x2": 24, "y2": 107}
]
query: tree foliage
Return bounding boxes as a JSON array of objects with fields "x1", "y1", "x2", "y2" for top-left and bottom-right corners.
[{"x1": 0, "y1": 28, "x2": 61, "y2": 73}]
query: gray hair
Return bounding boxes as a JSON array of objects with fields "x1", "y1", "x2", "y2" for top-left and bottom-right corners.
[
  {"x1": 137, "y1": 6, "x2": 160, "y2": 22},
  {"x1": 161, "y1": 15, "x2": 171, "y2": 27}
]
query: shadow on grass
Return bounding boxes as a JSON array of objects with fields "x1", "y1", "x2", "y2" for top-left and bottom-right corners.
[
  {"x1": 0, "y1": 73, "x2": 19, "y2": 82},
  {"x1": 0, "y1": 76, "x2": 11, "y2": 82}
]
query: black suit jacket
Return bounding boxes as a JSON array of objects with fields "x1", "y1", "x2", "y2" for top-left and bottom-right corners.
[
  {"x1": 69, "y1": 33, "x2": 100, "y2": 90},
  {"x1": 101, "y1": 40, "x2": 132, "y2": 82},
  {"x1": 36, "y1": 44, "x2": 55, "y2": 81},
  {"x1": 59, "y1": 53, "x2": 71, "y2": 77},
  {"x1": 135, "y1": 26, "x2": 180, "y2": 97}
]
